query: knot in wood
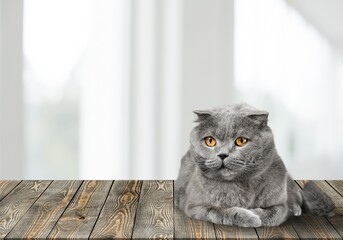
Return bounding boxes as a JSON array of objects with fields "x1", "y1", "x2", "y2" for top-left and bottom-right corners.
[{"x1": 120, "y1": 192, "x2": 134, "y2": 203}]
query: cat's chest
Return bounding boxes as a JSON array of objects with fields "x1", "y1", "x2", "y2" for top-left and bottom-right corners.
[{"x1": 203, "y1": 182, "x2": 258, "y2": 208}]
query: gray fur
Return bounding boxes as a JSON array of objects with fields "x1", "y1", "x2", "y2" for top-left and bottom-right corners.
[
  {"x1": 175, "y1": 103, "x2": 335, "y2": 227},
  {"x1": 302, "y1": 181, "x2": 335, "y2": 217}
]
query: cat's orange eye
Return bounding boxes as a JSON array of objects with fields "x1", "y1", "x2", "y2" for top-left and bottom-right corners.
[
  {"x1": 235, "y1": 137, "x2": 248, "y2": 147},
  {"x1": 205, "y1": 136, "x2": 216, "y2": 147}
]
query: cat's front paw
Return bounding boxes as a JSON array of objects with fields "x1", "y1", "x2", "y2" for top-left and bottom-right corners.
[
  {"x1": 225, "y1": 207, "x2": 262, "y2": 227},
  {"x1": 291, "y1": 204, "x2": 302, "y2": 216}
]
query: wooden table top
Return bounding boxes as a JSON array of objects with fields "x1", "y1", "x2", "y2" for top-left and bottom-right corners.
[{"x1": 0, "y1": 180, "x2": 342, "y2": 239}]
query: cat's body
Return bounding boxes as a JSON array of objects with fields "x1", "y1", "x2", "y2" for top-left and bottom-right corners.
[{"x1": 175, "y1": 103, "x2": 334, "y2": 227}]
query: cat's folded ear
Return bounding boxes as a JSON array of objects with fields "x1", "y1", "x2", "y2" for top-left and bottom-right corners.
[
  {"x1": 246, "y1": 111, "x2": 269, "y2": 126},
  {"x1": 193, "y1": 110, "x2": 213, "y2": 122}
]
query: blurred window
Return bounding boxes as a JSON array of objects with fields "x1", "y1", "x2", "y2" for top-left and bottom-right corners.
[
  {"x1": 23, "y1": 0, "x2": 128, "y2": 179},
  {"x1": 234, "y1": 0, "x2": 343, "y2": 178}
]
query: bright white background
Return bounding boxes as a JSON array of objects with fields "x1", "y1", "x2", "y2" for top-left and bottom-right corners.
[{"x1": 0, "y1": 0, "x2": 342, "y2": 179}]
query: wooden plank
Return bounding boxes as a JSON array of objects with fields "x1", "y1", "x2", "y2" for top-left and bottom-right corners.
[
  {"x1": 293, "y1": 180, "x2": 342, "y2": 239},
  {"x1": 6, "y1": 180, "x2": 82, "y2": 239},
  {"x1": 0, "y1": 180, "x2": 51, "y2": 238},
  {"x1": 329, "y1": 216, "x2": 343, "y2": 239},
  {"x1": 296, "y1": 180, "x2": 307, "y2": 188},
  {"x1": 214, "y1": 224, "x2": 258, "y2": 239},
  {"x1": 132, "y1": 180, "x2": 173, "y2": 239},
  {"x1": 174, "y1": 203, "x2": 216, "y2": 239},
  {"x1": 326, "y1": 180, "x2": 343, "y2": 238},
  {"x1": 291, "y1": 214, "x2": 341, "y2": 239},
  {"x1": 48, "y1": 180, "x2": 113, "y2": 239},
  {"x1": 327, "y1": 180, "x2": 343, "y2": 193},
  {"x1": 326, "y1": 180, "x2": 343, "y2": 215},
  {"x1": 255, "y1": 222, "x2": 299, "y2": 239},
  {"x1": 90, "y1": 180, "x2": 142, "y2": 239},
  {"x1": 0, "y1": 180, "x2": 21, "y2": 201}
]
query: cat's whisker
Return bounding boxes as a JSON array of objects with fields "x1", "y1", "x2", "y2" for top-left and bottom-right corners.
[{"x1": 205, "y1": 158, "x2": 222, "y2": 169}]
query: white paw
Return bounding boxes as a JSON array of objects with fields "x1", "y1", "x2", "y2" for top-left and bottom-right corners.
[
  {"x1": 292, "y1": 204, "x2": 302, "y2": 216},
  {"x1": 226, "y1": 208, "x2": 262, "y2": 227}
]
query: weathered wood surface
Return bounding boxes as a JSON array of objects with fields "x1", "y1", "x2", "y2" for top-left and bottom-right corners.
[
  {"x1": 255, "y1": 222, "x2": 299, "y2": 239},
  {"x1": 0, "y1": 180, "x2": 342, "y2": 239},
  {"x1": 132, "y1": 180, "x2": 174, "y2": 239},
  {"x1": 0, "y1": 181, "x2": 21, "y2": 201},
  {"x1": 326, "y1": 180, "x2": 343, "y2": 237},
  {"x1": 90, "y1": 180, "x2": 142, "y2": 239},
  {"x1": 0, "y1": 180, "x2": 52, "y2": 238},
  {"x1": 214, "y1": 224, "x2": 258, "y2": 239},
  {"x1": 6, "y1": 180, "x2": 82, "y2": 238},
  {"x1": 49, "y1": 180, "x2": 112, "y2": 239}
]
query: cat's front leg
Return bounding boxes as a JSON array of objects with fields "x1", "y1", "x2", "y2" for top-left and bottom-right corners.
[
  {"x1": 251, "y1": 204, "x2": 288, "y2": 226},
  {"x1": 185, "y1": 204, "x2": 262, "y2": 227}
]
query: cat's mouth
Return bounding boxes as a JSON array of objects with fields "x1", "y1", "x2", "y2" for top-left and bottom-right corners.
[
  {"x1": 218, "y1": 165, "x2": 232, "y2": 172},
  {"x1": 218, "y1": 165, "x2": 226, "y2": 170},
  {"x1": 219, "y1": 160, "x2": 246, "y2": 171},
  {"x1": 205, "y1": 158, "x2": 245, "y2": 171}
]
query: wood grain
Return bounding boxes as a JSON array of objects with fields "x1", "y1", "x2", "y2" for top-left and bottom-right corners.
[
  {"x1": 325, "y1": 180, "x2": 343, "y2": 211},
  {"x1": 90, "y1": 180, "x2": 142, "y2": 239},
  {"x1": 214, "y1": 224, "x2": 258, "y2": 239},
  {"x1": 0, "y1": 180, "x2": 21, "y2": 201},
  {"x1": 0, "y1": 180, "x2": 51, "y2": 238},
  {"x1": 174, "y1": 205, "x2": 216, "y2": 239},
  {"x1": 327, "y1": 181, "x2": 343, "y2": 193},
  {"x1": 132, "y1": 180, "x2": 173, "y2": 239},
  {"x1": 48, "y1": 180, "x2": 112, "y2": 239},
  {"x1": 290, "y1": 214, "x2": 341, "y2": 239},
  {"x1": 321, "y1": 180, "x2": 343, "y2": 238},
  {"x1": 6, "y1": 180, "x2": 82, "y2": 239},
  {"x1": 255, "y1": 222, "x2": 299, "y2": 239},
  {"x1": 296, "y1": 180, "x2": 307, "y2": 188},
  {"x1": 1, "y1": 180, "x2": 343, "y2": 239}
]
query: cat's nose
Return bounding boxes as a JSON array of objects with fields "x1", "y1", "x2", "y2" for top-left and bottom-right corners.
[{"x1": 218, "y1": 154, "x2": 229, "y2": 160}]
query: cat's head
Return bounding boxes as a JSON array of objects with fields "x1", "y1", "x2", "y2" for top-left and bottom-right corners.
[{"x1": 190, "y1": 103, "x2": 276, "y2": 181}]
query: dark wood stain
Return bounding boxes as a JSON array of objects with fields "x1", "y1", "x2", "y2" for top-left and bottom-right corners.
[
  {"x1": 0, "y1": 180, "x2": 342, "y2": 239},
  {"x1": 90, "y1": 180, "x2": 142, "y2": 239},
  {"x1": 48, "y1": 180, "x2": 112, "y2": 239},
  {"x1": 5, "y1": 180, "x2": 82, "y2": 239}
]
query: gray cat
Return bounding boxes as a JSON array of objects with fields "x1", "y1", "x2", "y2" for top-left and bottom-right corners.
[{"x1": 175, "y1": 103, "x2": 335, "y2": 227}]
